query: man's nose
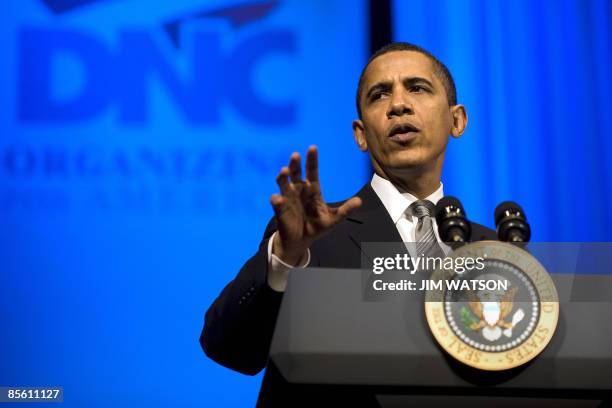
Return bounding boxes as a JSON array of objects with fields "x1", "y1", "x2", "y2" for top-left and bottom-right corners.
[{"x1": 387, "y1": 92, "x2": 414, "y2": 117}]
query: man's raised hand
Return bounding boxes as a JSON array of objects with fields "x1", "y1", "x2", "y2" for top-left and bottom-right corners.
[{"x1": 270, "y1": 146, "x2": 362, "y2": 266}]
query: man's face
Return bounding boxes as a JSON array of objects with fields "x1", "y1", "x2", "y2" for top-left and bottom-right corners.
[{"x1": 353, "y1": 51, "x2": 465, "y2": 174}]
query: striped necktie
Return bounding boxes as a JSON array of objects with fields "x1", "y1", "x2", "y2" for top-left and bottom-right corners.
[{"x1": 408, "y1": 200, "x2": 445, "y2": 260}]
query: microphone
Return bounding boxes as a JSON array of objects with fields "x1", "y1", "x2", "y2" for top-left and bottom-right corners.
[
  {"x1": 494, "y1": 201, "x2": 531, "y2": 243},
  {"x1": 435, "y1": 196, "x2": 471, "y2": 245}
]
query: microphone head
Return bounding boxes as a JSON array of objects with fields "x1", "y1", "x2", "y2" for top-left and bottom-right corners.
[
  {"x1": 435, "y1": 196, "x2": 466, "y2": 223},
  {"x1": 494, "y1": 201, "x2": 527, "y2": 225},
  {"x1": 494, "y1": 201, "x2": 531, "y2": 242},
  {"x1": 435, "y1": 196, "x2": 471, "y2": 244}
]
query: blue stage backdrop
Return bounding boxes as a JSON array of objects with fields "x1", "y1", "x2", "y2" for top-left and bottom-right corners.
[
  {"x1": 0, "y1": 0, "x2": 367, "y2": 406},
  {"x1": 2, "y1": 0, "x2": 611, "y2": 406},
  {"x1": 394, "y1": 0, "x2": 612, "y2": 242}
]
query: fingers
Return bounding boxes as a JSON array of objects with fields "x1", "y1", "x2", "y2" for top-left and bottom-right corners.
[
  {"x1": 302, "y1": 180, "x2": 324, "y2": 217},
  {"x1": 277, "y1": 148, "x2": 318, "y2": 198},
  {"x1": 288, "y1": 152, "x2": 302, "y2": 184},
  {"x1": 275, "y1": 167, "x2": 290, "y2": 195},
  {"x1": 270, "y1": 194, "x2": 286, "y2": 216},
  {"x1": 303, "y1": 178, "x2": 322, "y2": 200},
  {"x1": 305, "y1": 145, "x2": 319, "y2": 182},
  {"x1": 335, "y1": 196, "x2": 362, "y2": 219}
]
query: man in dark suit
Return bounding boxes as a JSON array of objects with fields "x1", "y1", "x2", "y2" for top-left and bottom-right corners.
[{"x1": 200, "y1": 42, "x2": 496, "y2": 406}]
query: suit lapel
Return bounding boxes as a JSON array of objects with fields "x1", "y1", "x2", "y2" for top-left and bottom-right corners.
[{"x1": 345, "y1": 183, "x2": 405, "y2": 262}]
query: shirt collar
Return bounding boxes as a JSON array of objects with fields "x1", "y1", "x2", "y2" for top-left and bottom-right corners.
[{"x1": 370, "y1": 173, "x2": 444, "y2": 224}]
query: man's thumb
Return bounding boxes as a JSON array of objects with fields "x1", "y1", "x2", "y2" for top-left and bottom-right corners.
[{"x1": 336, "y1": 197, "x2": 362, "y2": 218}]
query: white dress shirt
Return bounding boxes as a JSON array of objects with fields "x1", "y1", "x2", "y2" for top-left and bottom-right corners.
[
  {"x1": 369, "y1": 173, "x2": 445, "y2": 245},
  {"x1": 266, "y1": 173, "x2": 445, "y2": 292}
]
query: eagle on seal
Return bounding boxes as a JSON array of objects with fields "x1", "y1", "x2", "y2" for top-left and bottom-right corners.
[{"x1": 467, "y1": 285, "x2": 524, "y2": 341}]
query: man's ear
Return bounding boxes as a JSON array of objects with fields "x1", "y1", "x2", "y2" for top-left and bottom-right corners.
[
  {"x1": 352, "y1": 119, "x2": 368, "y2": 151},
  {"x1": 450, "y1": 104, "x2": 468, "y2": 138}
]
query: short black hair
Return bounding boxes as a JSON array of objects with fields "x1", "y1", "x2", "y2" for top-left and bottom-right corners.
[{"x1": 356, "y1": 42, "x2": 457, "y2": 118}]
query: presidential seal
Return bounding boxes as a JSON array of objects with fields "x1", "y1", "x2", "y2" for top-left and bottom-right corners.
[{"x1": 424, "y1": 241, "x2": 559, "y2": 371}]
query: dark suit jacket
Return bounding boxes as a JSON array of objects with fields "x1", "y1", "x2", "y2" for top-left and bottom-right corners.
[{"x1": 201, "y1": 182, "x2": 497, "y2": 407}]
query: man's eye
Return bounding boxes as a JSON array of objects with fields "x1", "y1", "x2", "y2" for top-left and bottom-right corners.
[
  {"x1": 371, "y1": 92, "x2": 387, "y2": 101},
  {"x1": 410, "y1": 85, "x2": 426, "y2": 93}
]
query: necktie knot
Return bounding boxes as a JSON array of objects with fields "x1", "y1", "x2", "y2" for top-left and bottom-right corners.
[
  {"x1": 408, "y1": 200, "x2": 435, "y2": 220},
  {"x1": 406, "y1": 199, "x2": 445, "y2": 265}
]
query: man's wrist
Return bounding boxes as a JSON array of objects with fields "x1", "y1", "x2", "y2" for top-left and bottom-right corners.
[
  {"x1": 272, "y1": 233, "x2": 308, "y2": 266},
  {"x1": 267, "y1": 232, "x2": 311, "y2": 292}
]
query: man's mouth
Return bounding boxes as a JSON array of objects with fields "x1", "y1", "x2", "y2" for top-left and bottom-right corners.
[{"x1": 388, "y1": 123, "x2": 419, "y2": 143}]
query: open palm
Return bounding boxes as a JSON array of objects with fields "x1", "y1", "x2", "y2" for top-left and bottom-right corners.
[{"x1": 270, "y1": 146, "x2": 362, "y2": 265}]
